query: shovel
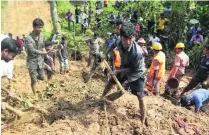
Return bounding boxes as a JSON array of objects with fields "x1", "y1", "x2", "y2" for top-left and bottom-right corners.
[{"x1": 103, "y1": 59, "x2": 126, "y2": 101}]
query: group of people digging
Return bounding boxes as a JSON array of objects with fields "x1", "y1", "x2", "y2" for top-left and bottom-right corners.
[
  {"x1": 84, "y1": 21, "x2": 209, "y2": 120},
  {"x1": 1, "y1": 19, "x2": 209, "y2": 126}
]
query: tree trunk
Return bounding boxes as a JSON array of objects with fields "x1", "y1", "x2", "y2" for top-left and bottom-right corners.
[{"x1": 49, "y1": 1, "x2": 61, "y2": 33}]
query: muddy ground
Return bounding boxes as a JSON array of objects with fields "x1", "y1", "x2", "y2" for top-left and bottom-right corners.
[{"x1": 1, "y1": 55, "x2": 209, "y2": 135}]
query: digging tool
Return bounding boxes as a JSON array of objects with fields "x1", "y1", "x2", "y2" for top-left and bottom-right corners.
[
  {"x1": 102, "y1": 59, "x2": 126, "y2": 101},
  {"x1": 103, "y1": 59, "x2": 147, "y2": 124}
]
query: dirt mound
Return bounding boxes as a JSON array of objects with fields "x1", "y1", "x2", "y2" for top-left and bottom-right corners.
[
  {"x1": 2, "y1": 1, "x2": 52, "y2": 37},
  {"x1": 2, "y1": 56, "x2": 209, "y2": 135}
]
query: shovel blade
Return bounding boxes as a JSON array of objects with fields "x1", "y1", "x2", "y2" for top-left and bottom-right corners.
[{"x1": 105, "y1": 90, "x2": 124, "y2": 101}]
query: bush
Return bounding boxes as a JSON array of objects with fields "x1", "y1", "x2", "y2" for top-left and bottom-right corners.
[{"x1": 186, "y1": 44, "x2": 205, "y2": 68}]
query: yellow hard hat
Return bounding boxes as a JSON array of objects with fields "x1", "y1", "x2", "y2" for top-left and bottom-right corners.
[
  {"x1": 152, "y1": 42, "x2": 162, "y2": 50},
  {"x1": 176, "y1": 42, "x2": 185, "y2": 48}
]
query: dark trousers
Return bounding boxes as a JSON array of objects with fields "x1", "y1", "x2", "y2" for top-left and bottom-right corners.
[
  {"x1": 200, "y1": 99, "x2": 209, "y2": 111},
  {"x1": 161, "y1": 39, "x2": 169, "y2": 56},
  {"x1": 88, "y1": 52, "x2": 101, "y2": 70},
  {"x1": 29, "y1": 67, "x2": 45, "y2": 89},
  {"x1": 184, "y1": 76, "x2": 206, "y2": 92},
  {"x1": 44, "y1": 63, "x2": 53, "y2": 80},
  {"x1": 75, "y1": 15, "x2": 79, "y2": 23}
]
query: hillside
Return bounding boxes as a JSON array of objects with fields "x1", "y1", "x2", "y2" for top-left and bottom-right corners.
[{"x1": 1, "y1": 1, "x2": 52, "y2": 37}]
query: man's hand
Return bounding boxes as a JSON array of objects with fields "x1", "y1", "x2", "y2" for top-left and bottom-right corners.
[{"x1": 47, "y1": 49, "x2": 53, "y2": 54}]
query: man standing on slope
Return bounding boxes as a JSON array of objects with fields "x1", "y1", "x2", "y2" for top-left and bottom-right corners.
[
  {"x1": 164, "y1": 43, "x2": 189, "y2": 97},
  {"x1": 145, "y1": 42, "x2": 166, "y2": 96},
  {"x1": 102, "y1": 22, "x2": 146, "y2": 124},
  {"x1": 25, "y1": 18, "x2": 51, "y2": 96}
]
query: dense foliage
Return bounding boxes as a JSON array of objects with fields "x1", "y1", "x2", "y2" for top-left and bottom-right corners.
[{"x1": 52, "y1": 1, "x2": 209, "y2": 68}]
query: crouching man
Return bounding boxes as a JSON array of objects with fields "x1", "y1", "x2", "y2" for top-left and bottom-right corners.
[{"x1": 180, "y1": 88, "x2": 209, "y2": 113}]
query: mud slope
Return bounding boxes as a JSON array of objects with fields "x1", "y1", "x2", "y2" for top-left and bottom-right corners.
[
  {"x1": 1, "y1": 56, "x2": 209, "y2": 135},
  {"x1": 2, "y1": 1, "x2": 52, "y2": 36}
]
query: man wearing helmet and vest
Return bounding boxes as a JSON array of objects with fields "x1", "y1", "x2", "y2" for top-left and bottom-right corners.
[
  {"x1": 137, "y1": 38, "x2": 148, "y2": 57},
  {"x1": 180, "y1": 46, "x2": 209, "y2": 98},
  {"x1": 164, "y1": 43, "x2": 189, "y2": 96},
  {"x1": 145, "y1": 42, "x2": 166, "y2": 96}
]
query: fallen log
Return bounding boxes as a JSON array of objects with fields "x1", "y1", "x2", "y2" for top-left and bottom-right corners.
[
  {"x1": 1, "y1": 88, "x2": 50, "y2": 115},
  {"x1": 2, "y1": 102, "x2": 24, "y2": 117}
]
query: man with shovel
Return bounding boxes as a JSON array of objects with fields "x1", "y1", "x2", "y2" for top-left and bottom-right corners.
[
  {"x1": 164, "y1": 43, "x2": 189, "y2": 97},
  {"x1": 101, "y1": 22, "x2": 146, "y2": 124}
]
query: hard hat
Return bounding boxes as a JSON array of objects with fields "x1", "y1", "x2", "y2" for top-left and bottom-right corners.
[
  {"x1": 151, "y1": 42, "x2": 162, "y2": 50},
  {"x1": 176, "y1": 42, "x2": 185, "y2": 48},
  {"x1": 138, "y1": 38, "x2": 146, "y2": 44}
]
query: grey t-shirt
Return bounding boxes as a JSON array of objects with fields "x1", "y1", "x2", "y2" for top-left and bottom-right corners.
[
  {"x1": 58, "y1": 43, "x2": 68, "y2": 60},
  {"x1": 25, "y1": 32, "x2": 45, "y2": 70},
  {"x1": 86, "y1": 37, "x2": 101, "y2": 54}
]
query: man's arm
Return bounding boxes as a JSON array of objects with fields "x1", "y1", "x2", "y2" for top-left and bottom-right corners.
[
  {"x1": 169, "y1": 55, "x2": 180, "y2": 78},
  {"x1": 194, "y1": 98, "x2": 202, "y2": 113},
  {"x1": 25, "y1": 38, "x2": 48, "y2": 55}
]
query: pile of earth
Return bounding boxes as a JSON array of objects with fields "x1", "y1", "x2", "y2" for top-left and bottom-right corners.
[{"x1": 2, "y1": 57, "x2": 209, "y2": 135}]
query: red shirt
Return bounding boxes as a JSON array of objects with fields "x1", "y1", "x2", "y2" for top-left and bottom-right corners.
[
  {"x1": 17, "y1": 39, "x2": 23, "y2": 46},
  {"x1": 135, "y1": 24, "x2": 140, "y2": 32}
]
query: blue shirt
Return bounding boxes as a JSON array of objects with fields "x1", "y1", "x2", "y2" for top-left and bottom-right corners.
[
  {"x1": 106, "y1": 39, "x2": 115, "y2": 47},
  {"x1": 187, "y1": 89, "x2": 209, "y2": 109}
]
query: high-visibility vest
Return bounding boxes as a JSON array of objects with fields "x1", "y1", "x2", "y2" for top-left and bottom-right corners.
[
  {"x1": 149, "y1": 51, "x2": 165, "y2": 78},
  {"x1": 117, "y1": 25, "x2": 121, "y2": 34},
  {"x1": 113, "y1": 49, "x2": 121, "y2": 68}
]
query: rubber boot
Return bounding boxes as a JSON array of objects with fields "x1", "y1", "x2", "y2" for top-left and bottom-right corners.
[{"x1": 139, "y1": 98, "x2": 146, "y2": 125}]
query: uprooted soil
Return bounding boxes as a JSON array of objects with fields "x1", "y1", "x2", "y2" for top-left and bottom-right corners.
[
  {"x1": 1, "y1": 55, "x2": 209, "y2": 135},
  {"x1": 2, "y1": 1, "x2": 52, "y2": 37}
]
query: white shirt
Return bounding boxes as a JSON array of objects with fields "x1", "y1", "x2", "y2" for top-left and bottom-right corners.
[
  {"x1": 51, "y1": 34, "x2": 57, "y2": 42},
  {"x1": 149, "y1": 36, "x2": 160, "y2": 44},
  {"x1": 0, "y1": 60, "x2": 14, "y2": 79}
]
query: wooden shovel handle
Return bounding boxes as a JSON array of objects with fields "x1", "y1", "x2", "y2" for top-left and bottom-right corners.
[{"x1": 103, "y1": 59, "x2": 125, "y2": 92}]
